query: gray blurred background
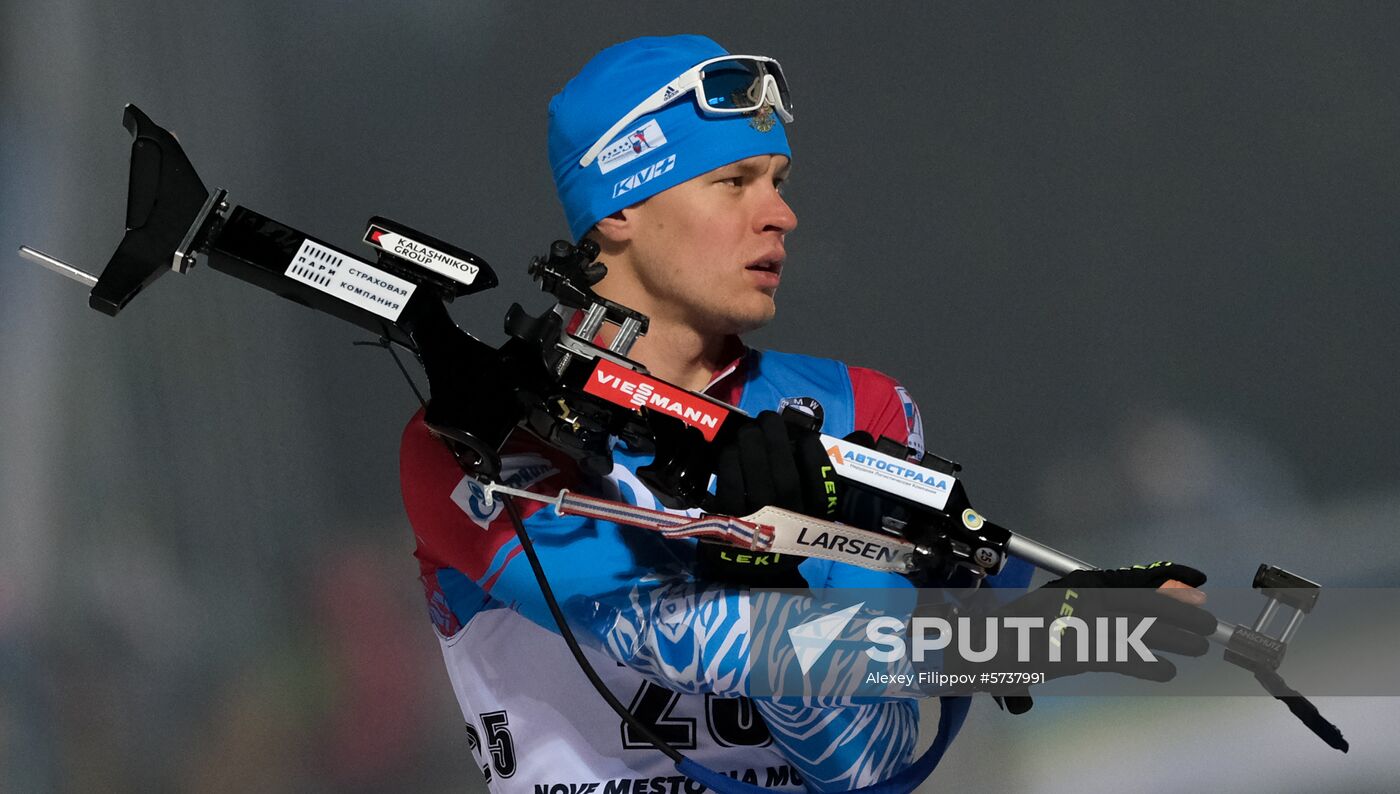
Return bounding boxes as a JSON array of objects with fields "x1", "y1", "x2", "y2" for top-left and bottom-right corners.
[{"x1": 3, "y1": 1, "x2": 1398, "y2": 791}]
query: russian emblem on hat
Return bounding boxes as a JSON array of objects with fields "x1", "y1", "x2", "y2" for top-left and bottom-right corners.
[
  {"x1": 730, "y1": 88, "x2": 777, "y2": 133},
  {"x1": 750, "y1": 104, "x2": 777, "y2": 132}
]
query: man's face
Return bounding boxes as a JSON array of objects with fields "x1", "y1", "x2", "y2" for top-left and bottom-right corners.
[{"x1": 620, "y1": 154, "x2": 796, "y2": 336}]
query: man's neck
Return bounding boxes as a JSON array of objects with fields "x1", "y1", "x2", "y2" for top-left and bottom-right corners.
[
  {"x1": 634, "y1": 320, "x2": 741, "y2": 392},
  {"x1": 583, "y1": 245, "x2": 744, "y2": 391},
  {"x1": 593, "y1": 317, "x2": 739, "y2": 393}
]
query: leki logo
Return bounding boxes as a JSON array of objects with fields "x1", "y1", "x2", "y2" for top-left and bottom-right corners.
[{"x1": 583, "y1": 359, "x2": 728, "y2": 440}]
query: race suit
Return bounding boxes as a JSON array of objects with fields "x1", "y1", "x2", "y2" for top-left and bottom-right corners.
[{"x1": 400, "y1": 346, "x2": 1031, "y2": 792}]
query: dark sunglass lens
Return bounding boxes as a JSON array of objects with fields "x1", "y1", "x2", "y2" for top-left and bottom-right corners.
[
  {"x1": 700, "y1": 59, "x2": 763, "y2": 109},
  {"x1": 763, "y1": 62, "x2": 792, "y2": 110}
]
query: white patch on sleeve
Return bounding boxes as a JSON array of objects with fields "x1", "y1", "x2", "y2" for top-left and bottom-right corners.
[{"x1": 450, "y1": 454, "x2": 559, "y2": 530}]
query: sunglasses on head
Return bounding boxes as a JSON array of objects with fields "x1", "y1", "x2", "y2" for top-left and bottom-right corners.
[{"x1": 579, "y1": 55, "x2": 794, "y2": 169}]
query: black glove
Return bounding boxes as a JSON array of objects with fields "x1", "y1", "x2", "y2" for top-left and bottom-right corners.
[
  {"x1": 695, "y1": 411, "x2": 838, "y2": 587},
  {"x1": 701, "y1": 410, "x2": 837, "y2": 518},
  {"x1": 832, "y1": 430, "x2": 922, "y2": 539},
  {"x1": 923, "y1": 562, "x2": 1216, "y2": 709}
]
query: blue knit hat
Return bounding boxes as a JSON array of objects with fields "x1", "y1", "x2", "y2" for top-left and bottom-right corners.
[{"x1": 549, "y1": 35, "x2": 792, "y2": 241}]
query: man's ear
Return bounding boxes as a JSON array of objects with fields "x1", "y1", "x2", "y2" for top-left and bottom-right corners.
[{"x1": 591, "y1": 206, "x2": 637, "y2": 247}]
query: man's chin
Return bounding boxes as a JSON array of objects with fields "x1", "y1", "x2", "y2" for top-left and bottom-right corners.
[
  {"x1": 725, "y1": 305, "x2": 777, "y2": 336},
  {"x1": 695, "y1": 301, "x2": 775, "y2": 337},
  {"x1": 733, "y1": 310, "x2": 778, "y2": 336}
]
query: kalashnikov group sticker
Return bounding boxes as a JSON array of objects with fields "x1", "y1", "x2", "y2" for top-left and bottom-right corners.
[
  {"x1": 364, "y1": 225, "x2": 480, "y2": 286},
  {"x1": 285, "y1": 238, "x2": 416, "y2": 321}
]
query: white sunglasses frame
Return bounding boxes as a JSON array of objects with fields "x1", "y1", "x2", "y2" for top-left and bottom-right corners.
[{"x1": 577, "y1": 54, "x2": 793, "y2": 169}]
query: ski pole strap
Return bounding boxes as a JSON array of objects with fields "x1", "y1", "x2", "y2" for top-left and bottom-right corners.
[
  {"x1": 485, "y1": 483, "x2": 775, "y2": 549},
  {"x1": 744, "y1": 505, "x2": 919, "y2": 575},
  {"x1": 486, "y1": 483, "x2": 920, "y2": 575}
]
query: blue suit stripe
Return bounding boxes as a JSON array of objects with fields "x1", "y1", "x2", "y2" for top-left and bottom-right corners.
[
  {"x1": 436, "y1": 567, "x2": 503, "y2": 626},
  {"x1": 480, "y1": 536, "x2": 523, "y2": 585}
]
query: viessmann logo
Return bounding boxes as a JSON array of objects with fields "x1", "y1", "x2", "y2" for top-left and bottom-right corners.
[{"x1": 582, "y1": 359, "x2": 729, "y2": 440}]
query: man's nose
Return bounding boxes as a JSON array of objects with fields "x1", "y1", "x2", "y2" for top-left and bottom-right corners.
[{"x1": 758, "y1": 189, "x2": 797, "y2": 235}]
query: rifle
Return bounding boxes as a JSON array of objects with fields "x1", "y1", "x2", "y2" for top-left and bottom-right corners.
[{"x1": 19, "y1": 105, "x2": 1348, "y2": 792}]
